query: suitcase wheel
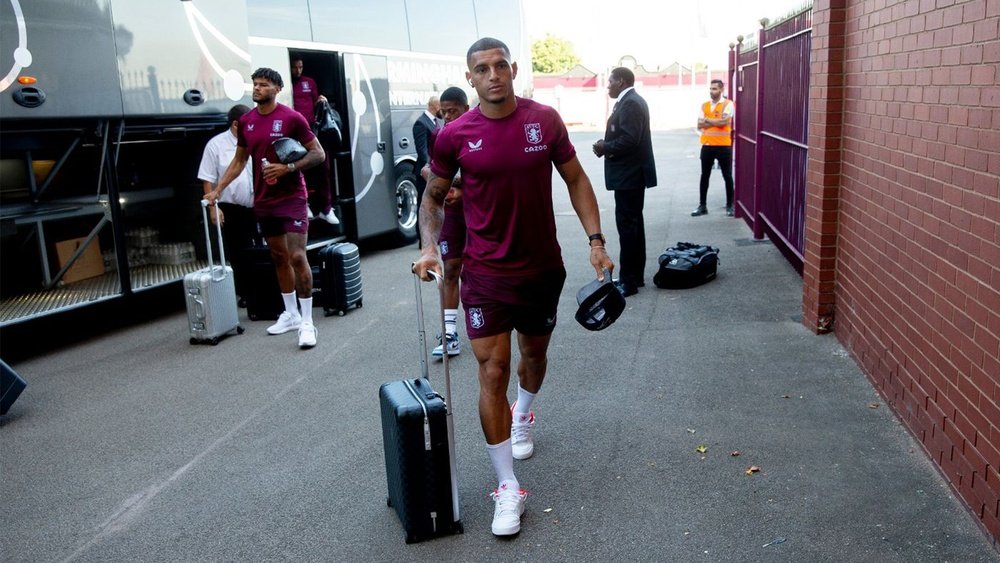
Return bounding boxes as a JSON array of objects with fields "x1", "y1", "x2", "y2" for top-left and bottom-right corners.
[
  {"x1": 189, "y1": 338, "x2": 199, "y2": 345},
  {"x1": 337, "y1": 310, "x2": 345, "y2": 317},
  {"x1": 357, "y1": 299, "x2": 363, "y2": 308},
  {"x1": 210, "y1": 337, "x2": 220, "y2": 346},
  {"x1": 405, "y1": 533, "x2": 417, "y2": 544},
  {"x1": 248, "y1": 311, "x2": 259, "y2": 321},
  {"x1": 237, "y1": 325, "x2": 245, "y2": 334},
  {"x1": 323, "y1": 308, "x2": 333, "y2": 317},
  {"x1": 456, "y1": 521, "x2": 464, "y2": 534},
  {"x1": 386, "y1": 496, "x2": 392, "y2": 507}
]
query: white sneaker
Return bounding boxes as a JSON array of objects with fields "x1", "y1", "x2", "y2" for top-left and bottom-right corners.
[
  {"x1": 317, "y1": 210, "x2": 340, "y2": 225},
  {"x1": 267, "y1": 311, "x2": 302, "y2": 335},
  {"x1": 490, "y1": 483, "x2": 527, "y2": 536},
  {"x1": 298, "y1": 321, "x2": 317, "y2": 348},
  {"x1": 511, "y1": 409, "x2": 535, "y2": 460},
  {"x1": 432, "y1": 332, "x2": 460, "y2": 357}
]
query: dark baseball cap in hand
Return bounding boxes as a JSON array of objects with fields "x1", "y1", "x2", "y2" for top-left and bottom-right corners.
[{"x1": 575, "y1": 269, "x2": 626, "y2": 331}]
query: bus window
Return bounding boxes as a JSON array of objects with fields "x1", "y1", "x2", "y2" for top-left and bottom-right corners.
[{"x1": 310, "y1": 0, "x2": 410, "y2": 52}]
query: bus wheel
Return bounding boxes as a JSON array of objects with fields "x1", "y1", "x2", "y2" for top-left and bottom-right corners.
[{"x1": 393, "y1": 162, "x2": 419, "y2": 244}]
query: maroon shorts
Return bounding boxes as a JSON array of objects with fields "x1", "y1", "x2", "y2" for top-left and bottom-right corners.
[
  {"x1": 257, "y1": 216, "x2": 309, "y2": 237},
  {"x1": 439, "y1": 202, "x2": 466, "y2": 262},
  {"x1": 460, "y1": 267, "x2": 566, "y2": 339}
]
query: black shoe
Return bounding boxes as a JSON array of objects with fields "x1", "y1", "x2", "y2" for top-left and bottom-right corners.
[
  {"x1": 691, "y1": 205, "x2": 708, "y2": 217},
  {"x1": 614, "y1": 280, "x2": 638, "y2": 297},
  {"x1": 725, "y1": 205, "x2": 734, "y2": 217}
]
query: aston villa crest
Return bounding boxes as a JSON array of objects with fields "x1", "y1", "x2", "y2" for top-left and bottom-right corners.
[
  {"x1": 272, "y1": 120, "x2": 283, "y2": 133},
  {"x1": 524, "y1": 123, "x2": 542, "y2": 144},
  {"x1": 469, "y1": 307, "x2": 485, "y2": 329}
]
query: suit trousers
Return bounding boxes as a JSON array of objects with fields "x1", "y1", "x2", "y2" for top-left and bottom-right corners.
[
  {"x1": 216, "y1": 202, "x2": 262, "y2": 298},
  {"x1": 613, "y1": 188, "x2": 647, "y2": 286}
]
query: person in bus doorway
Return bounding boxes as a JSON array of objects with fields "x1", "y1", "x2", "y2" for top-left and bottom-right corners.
[
  {"x1": 290, "y1": 55, "x2": 340, "y2": 226},
  {"x1": 412, "y1": 38, "x2": 614, "y2": 537},
  {"x1": 412, "y1": 95, "x2": 441, "y2": 245},
  {"x1": 419, "y1": 86, "x2": 470, "y2": 359},
  {"x1": 205, "y1": 68, "x2": 325, "y2": 349},
  {"x1": 197, "y1": 104, "x2": 262, "y2": 306},
  {"x1": 592, "y1": 67, "x2": 657, "y2": 298},
  {"x1": 693, "y1": 79, "x2": 735, "y2": 217}
]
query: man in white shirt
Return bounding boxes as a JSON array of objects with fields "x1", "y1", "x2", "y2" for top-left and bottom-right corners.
[{"x1": 198, "y1": 104, "x2": 261, "y2": 302}]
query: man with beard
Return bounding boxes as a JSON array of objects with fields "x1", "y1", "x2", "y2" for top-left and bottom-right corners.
[{"x1": 205, "y1": 68, "x2": 325, "y2": 349}]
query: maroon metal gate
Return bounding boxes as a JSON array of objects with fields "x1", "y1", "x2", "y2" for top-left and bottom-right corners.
[{"x1": 730, "y1": 9, "x2": 812, "y2": 274}]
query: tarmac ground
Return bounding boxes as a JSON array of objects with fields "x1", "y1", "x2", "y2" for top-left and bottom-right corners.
[{"x1": 1, "y1": 131, "x2": 997, "y2": 562}]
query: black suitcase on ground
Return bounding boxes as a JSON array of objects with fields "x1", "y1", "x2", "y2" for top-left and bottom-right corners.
[
  {"x1": 653, "y1": 242, "x2": 720, "y2": 289},
  {"x1": 318, "y1": 242, "x2": 363, "y2": 316},
  {"x1": 242, "y1": 246, "x2": 284, "y2": 321},
  {"x1": 1, "y1": 359, "x2": 27, "y2": 415},
  {"x1": 379, "y1": 271, "x2": 462, "y2": 543}
]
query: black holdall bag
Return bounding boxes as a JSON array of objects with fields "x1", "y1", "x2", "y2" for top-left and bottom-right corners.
[
  {"x1": 314, "y1": 100, "x2": 343, "y2": 146},
  {"x1": 653, "y1": 242, "x2": 720, "y2": 289}
]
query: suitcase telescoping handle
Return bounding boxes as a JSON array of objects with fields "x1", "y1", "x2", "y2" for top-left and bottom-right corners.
[
  {"x1": 412, "y1": 267, "x2": 460, "y2": 524},
  {"x1": 200, "y1": 199, "x2": 228, "y2": 281}
]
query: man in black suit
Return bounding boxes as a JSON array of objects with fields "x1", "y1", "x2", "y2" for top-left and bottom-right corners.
[
  {"x1": 593, "y1": 67, "x2": 657, "y2": 297},
  {"x1": 413, "y1": 96, "x2": 441, "y2": 204}
]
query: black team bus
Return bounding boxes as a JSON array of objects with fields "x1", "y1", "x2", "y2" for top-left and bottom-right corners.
[{"x1": 0, "y1": 0, "x2": 532, "y2": 343}]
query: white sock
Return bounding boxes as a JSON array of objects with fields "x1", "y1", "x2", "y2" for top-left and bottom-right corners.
[
  {"x1": 444, "y1": 309, "x2": 458, "y2": 335},
  {"x1": 299, "y1": 296, "x2": 313, "y2": 323},
  {"x1": 513, "y1": 386, "x2": 536, "y2": 418},
  {"x1": 281, "y1": 292, "x2": 299, "y2": 316},
  {"x1": 486, "y1": 439, "x2": 517, "y2": 488}
]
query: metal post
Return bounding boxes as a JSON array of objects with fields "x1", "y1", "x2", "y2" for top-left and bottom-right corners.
[
  {"x1": 752, "y1": 19, "x2": 769, "y2": 240},
  {"x1": 105, "y1": 120, "x2": 131, "y2": 294},
  {"x1": 733, "y1": 37, "x2": 743, "y2": 219}
]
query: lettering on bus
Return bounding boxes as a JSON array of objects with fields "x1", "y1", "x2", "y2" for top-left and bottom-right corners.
[{"x1": 387, "y1": 59, "x2": 467, "y2": 107}]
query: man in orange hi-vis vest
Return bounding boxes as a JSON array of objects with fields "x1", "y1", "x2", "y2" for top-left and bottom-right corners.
[{"x1": 693, "y1": 79, "x2": 735, "y2": 217}]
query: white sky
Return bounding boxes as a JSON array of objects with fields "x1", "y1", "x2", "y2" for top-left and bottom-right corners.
[{"x1": 522, "y1": 0, "x2": 811, "y2": 71}]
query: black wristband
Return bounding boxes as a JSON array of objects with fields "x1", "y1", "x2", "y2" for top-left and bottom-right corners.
[{"x1": 588, "y1": 233, "x2": 605, "y2": 245}]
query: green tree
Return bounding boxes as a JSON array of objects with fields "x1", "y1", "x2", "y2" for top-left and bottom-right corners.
[{"x1": 531, "y1": 34, "x2": 580, "y2": 74}]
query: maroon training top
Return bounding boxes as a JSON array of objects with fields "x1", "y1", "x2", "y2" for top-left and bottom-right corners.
[
  {"x1": 430, "y1": 97, "x2": 576, "y2": 276},
  {"x1": 237, "y1": 103, "x2": 316, "y2": 216}
]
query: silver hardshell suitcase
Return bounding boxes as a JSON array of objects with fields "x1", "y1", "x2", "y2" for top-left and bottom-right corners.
[{"x1": 184, "y1": 200, "x2": 244, "y2": 345}]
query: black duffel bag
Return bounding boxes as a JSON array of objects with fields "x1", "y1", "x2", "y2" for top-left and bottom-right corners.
[
  {"x1": 653, "y1": 242, "x2": 719, "y2": 289},
  {"x1": 314, "y1": 99, "x2": 343, "y2": 146}
]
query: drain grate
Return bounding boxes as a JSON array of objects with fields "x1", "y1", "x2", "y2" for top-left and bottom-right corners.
[{"x1": 734, "y1": 238, "x2": 772, "y2": 247}]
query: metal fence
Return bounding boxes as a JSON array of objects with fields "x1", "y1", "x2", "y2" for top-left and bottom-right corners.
[{"x1": 730, "y1": 8, "x2": 813, "y2": 273}]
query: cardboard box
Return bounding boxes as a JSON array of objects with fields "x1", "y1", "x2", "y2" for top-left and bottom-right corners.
[{"x1": 55, "y1": 237, "x2": 104, "y2": 283}]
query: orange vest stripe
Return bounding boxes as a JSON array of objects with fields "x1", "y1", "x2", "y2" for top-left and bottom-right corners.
[{"x1": 701, "y1": 100, "x2": 732, "y2": 146}]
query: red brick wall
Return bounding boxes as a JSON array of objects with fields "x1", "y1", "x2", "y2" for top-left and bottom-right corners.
[
  {"x1": 804, "y1": 0, "x2": 1000, "y2": 541},
  {"x1": 804, "y1": 0, "x2": 849, "y2": 333}
]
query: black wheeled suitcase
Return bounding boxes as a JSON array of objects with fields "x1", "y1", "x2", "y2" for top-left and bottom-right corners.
[
  {"x1": 184, "y1": 201, "x2": 245, "y2": 344},
  {"x1": 379, "y1": 270, "x2": 462, "y2": 543},
  {"x1": 1, "y1": 359, "x2": 27, "y2": 416},
  {"x1": 242, "y1": 246, "x2": 284, "y2": 321},
  {"x1": 318, "y1": 242, "x2": 363, "y2": 316}
]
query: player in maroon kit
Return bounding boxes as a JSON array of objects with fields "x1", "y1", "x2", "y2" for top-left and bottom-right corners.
[
  {"x1": 290, "y1": 56, "x2": 339, "y2": 225},
  {"x1": 205, "y1": 67, "x2": 325, "y2": 349},
  {"x1": 412, "y1": 38, "x2": 614, "y2": 537}
]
